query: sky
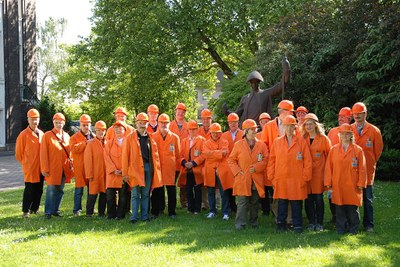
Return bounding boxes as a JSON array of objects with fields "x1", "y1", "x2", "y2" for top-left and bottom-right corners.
[{"x1": 36, "y1": 0, "x2": 93, "y2": 44}]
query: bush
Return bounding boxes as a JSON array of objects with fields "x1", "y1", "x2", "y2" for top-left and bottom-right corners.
[{"x1": 376, "y1": 149, "x2": 400, "y2": 181}]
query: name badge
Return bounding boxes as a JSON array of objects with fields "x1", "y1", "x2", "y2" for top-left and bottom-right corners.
[
  {"x1": 297, "y1": 152, "x2": 303, "y2": 161},
  {"x1": 352, "y1": 157, "x2": 358, "y2": 168},
  {"x1": 257, "y1": 153, "x2": 263, "y2": 162},
  {"x1": 169, "y1": 144, "x2": 175, "y2": 151},
  {"x1": 315, "y1": 152, "x2": 321, "y2": 158},
  {"x1": 366, "y1": 138, "x2": 373, "y2": 148},
  {"x1": 194, "y1": 150, "x2": 200, "y2": 157}
]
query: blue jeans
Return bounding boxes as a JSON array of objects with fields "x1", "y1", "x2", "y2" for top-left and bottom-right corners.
[
  {"x1": 305, "y1": 193, "x2": 324, "y2": 225},
  {"x1": 277, "y1": 199, "x2": 303, "y2": 229},
  {"x1": 45, "y1": 176, "x2": 65, "y2": 215},
  {"x1": 363, "y1": 185, "x2": 374, "y2": 229},
  {"x1": 73, "y1": 187, "x2": 84, "y2": 213},
  {"x1": 131, "y1": 163, "x2": 151, "y2": 221},
  {"x1": 207, "y1": 174, "x2": 229, "y2": 215}
]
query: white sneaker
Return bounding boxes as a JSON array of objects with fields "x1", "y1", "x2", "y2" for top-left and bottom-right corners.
[
  {"x1": 207, "y1": 212, "x2": 216, "y2": 218},
  {"x1": 222, "y1": 214, "x2": 229, "y2": 221}
]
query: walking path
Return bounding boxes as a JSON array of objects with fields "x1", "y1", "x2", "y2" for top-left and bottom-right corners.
[{"x1": 0, "y1": 151, "x2": 24, "y2": 191}]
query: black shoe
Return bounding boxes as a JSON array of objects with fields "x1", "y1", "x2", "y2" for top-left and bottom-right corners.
[
  {"x1": 169, "y1": 214, "x2": 177, "y2": 219},
  {"x1": 52, "y1": 212, "x2": 63, "y2": 217},
  {"x1": 45, "y1": 214, "x2": 52, "y2": 219},
  {"x1": 130, "y1": 219, "x2": 137, "y2": 224},
  {"x1": 293, "y1": 227, "x2": 303, "y2": 234}
]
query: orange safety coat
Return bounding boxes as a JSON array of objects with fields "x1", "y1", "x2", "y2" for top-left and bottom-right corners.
[
  {"x1": 84, "y1": 138, "x2": 107, "y2": 194},
  {"x1": 351, "y1": 122, "x2": 383, "y2": 185},
  {"x1": 221, "y1": 129, "x2": 244, "y2": 187},
  {"x1": 169, "y1": 119, "x2": 188, "y2": 171},
  {"x1": 15, "y1": 127, "x2": 44, "y2": 183},
  {"x1": 106, "y1": 123, "x2": 135, "y2": 141},
  {"x1": 228, "y1": 139, "x2": 269, "y2": 198},
  {"x1": 304, "y1": 134, "x2": 331, "y2": 194},
  {"x1": 203, "y1": 137, "x2": 233, "y2": 189},
  {"x1": 327, "y1": 126, "x2": 340, "y2": 146},
  {"x1": 40, "y1": 129, "x2": 74, "y2": 185},
  {"x1": 267, "y1": 134, "x2": 312, "y2": 200},
  {"x1": 151, "y1": 130, "x2": 181, "y2": 186},
  {"x1": 147, "y1": 123, "x2": 158, "y2": 134},
  {"x1": 70, "y1": 131, "x2": 92, "y2": 188},
  {"x1": 104, "y1": 137, "x2": 124, "y2": 189},
  {"x1": 178, "y1": 135, "x2": 206, "y2": 187},
  {"x1": 198, "y1": 127, "x2": 211, "y2": 140},
  {"x1": 260, "y1": 118, "x2": 280, "y2": 150},
  {"x1": 122, "y1": 131, "x2": 162, "y2": 189},
  {"x1": 324, "y1": 143, "x2": 367, "y2": 206}
]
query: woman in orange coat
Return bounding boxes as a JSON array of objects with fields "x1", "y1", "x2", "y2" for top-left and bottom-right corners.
[
  {"x1": 40, "y1": 113, "x2": 74, "y2": 219},
  {"x1": 179, "y1": 120, "x2": 205, "y2": 214},
  {"x1": 151, "y1": 114, "x2": 181, "y2": 217},
  {"x1": 16, "y1": 109, "x2": 44, "y2": 218},
  {"x1": 228, "y1": 119, "x2": 268, "y2": 230},
  {"x1": 325, "y1": 124, "x2": 367, "y2": 234},
  {"x1": 203, "y1": 123, "x2": 230, "y2": 220},
  {"x1": 104, "y1": 120, "x2": 127, "y2": 219},
  {"x1": 84, "y1": 121, "x2": 107, "y2": 217},
  {"x1": 267, "y1": 115, "x2": 312, "y2": 233},
  {"x1": 301, "y1": 113, "x2": 331, "y2": 231}
]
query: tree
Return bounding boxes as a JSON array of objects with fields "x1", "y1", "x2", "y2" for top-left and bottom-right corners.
[{"x1": 37, "y1": 17, "x2": 68, "y2": 99}]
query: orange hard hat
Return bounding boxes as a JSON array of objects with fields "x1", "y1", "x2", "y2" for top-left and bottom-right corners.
[
  {"x1": 79, "y1": 114, "x2": 91, "y2": 123},
  {"x1": 283, "y1": 115, "x2": 297, "y2": 125},
  {"x1": 176, "y1": 102, "x2": 187, "y2": 111},
  {"x1": 338, "y1": 123, "x2": 353, "y2": 133},
  {"x1": 242, "y1": 119, "x2": 257, "y2": 130},
  {"x1": 114, "y1": 107, "x2": 127, "y2": 115},
  {"x1": 95, "y1": 120, "x2": 107, "y2": 130},
  {"x1": 227, "y1": 113, "x2": 239, "y2": 122},
  {"x1": 304, "y1": 113, "x2": 319, "y2": 122},
  {"x1": 259, "y1": 112, "x2": 271, "y2": 121},
  {"x1": 209, "y1": 123, "x2": 222, "y2": 133},
  {"x1": 27, "y1": 108, "x2": 40, "y2": 118},
  {"x1": 113, "y1": 120, "x2": 127, "y2": 129},
  {"x1": 278, "y1": 100, "x2": 295, "y2": 111},
  {"x1": 339, "y1": 107, "x2": 352, "y2": 117},
  {"x1": 147, "y1": 104, "x2": 159, "y2": 113},
  {"x1": 158, "y1": 113, "x2": 170, "y2": 123},
  {"x1": 187, "y1": 120, "x2": 198, "y2": 129},
  {"x1": 200, "y1": 108, "x2": 212, "y2": 118},
  {"x1": 352, "y1": 102, "x2": 367, "y2": 114},
  {"x1": 53, "y1": 113, "x2": 65, "y2": 121},
  {"x1": 296, "y1": 106, "x2": 309, "y2": 113},
  {"x1": 136, "y1": 112, "x2": 149, "y2": 122}
]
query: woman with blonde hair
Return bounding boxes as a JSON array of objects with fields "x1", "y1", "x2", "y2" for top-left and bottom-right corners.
[{"x1": 301, "y1": 113, "x2": 331, "y2": 231}]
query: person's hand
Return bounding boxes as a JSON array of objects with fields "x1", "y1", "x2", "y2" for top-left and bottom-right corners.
[
  {"x1": 122, "y1": 176, "x2": 129, "y2": 182},
  {"x1": 42, "y1": 172, "x2": 49, "y2": 177},
  {"x1": 115, "y1": 170, "x2": 122, "y2": 176},
  {"x1": 249, "y1": 166, "x2": 256, "y2": 173},
  {"x1": 185, "y1": 162, "x2": 194, "y2": 169},
  {"x1": 222, "y1": 149, "x2": 228, "y2": 157},
  {"x1": 357, "y1": 186, "x2": 363, "y2": 190},
  {"x1": 88, "y1": 177, "x2": 93, "y2": 182}
]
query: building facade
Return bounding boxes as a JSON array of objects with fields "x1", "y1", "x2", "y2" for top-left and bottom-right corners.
[{"x1": 0, "y1": 0, "x2": 37, "y2": 150}]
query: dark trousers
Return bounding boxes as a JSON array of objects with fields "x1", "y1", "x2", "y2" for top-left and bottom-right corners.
[
  {"x1": 151, "y1": 186, "x2": 164, "y2": 216},
  {"x1": 106, "y1": 183, "x2": 128, "y2": 219},
  {"x1": 260, "y1": 186, "x2": 274, "y2": 215},
  {"x1": 305, "y1": 193, "x2": 324, "y2": 225},
  {"x1": 336, "y1": 205, "x2": 360, "y2": 234},
  {"x1": 277, "y1": 199, "x2": 303, "y2": 230},
  {"x1": 363, "y1": 185, "x2": 374, "y2": 229},
  {"x1": 186, "y1": 172, "x2": 202, "y2": 213},
  {"x1": 225, "y1": 188, "x2": 237, "y2": 213},
  {"x1": 86, "y1": 192, "x2": 107, "y2": 216},
  {"x1": 22, "y1": 175, "x2": 44, "y2": 213}
]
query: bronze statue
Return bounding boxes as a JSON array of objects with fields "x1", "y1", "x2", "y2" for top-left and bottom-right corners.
[{"x1": 222, "y1": 56, "x2": 291, "y2": 125}]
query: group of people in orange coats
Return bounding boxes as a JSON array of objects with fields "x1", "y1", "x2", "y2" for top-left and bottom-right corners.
[{"x1": 15, "y1": 99, "x2": 383, "y2": 235}]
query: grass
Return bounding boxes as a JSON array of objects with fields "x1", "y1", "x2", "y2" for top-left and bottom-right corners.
[{"x1": 0, "y1": 181, "x2": 399, "y2": 266}]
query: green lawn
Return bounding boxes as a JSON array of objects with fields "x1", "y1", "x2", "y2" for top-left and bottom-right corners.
[{"x1": 0, "y1": 181, "x2": 399, "y2": 266}]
